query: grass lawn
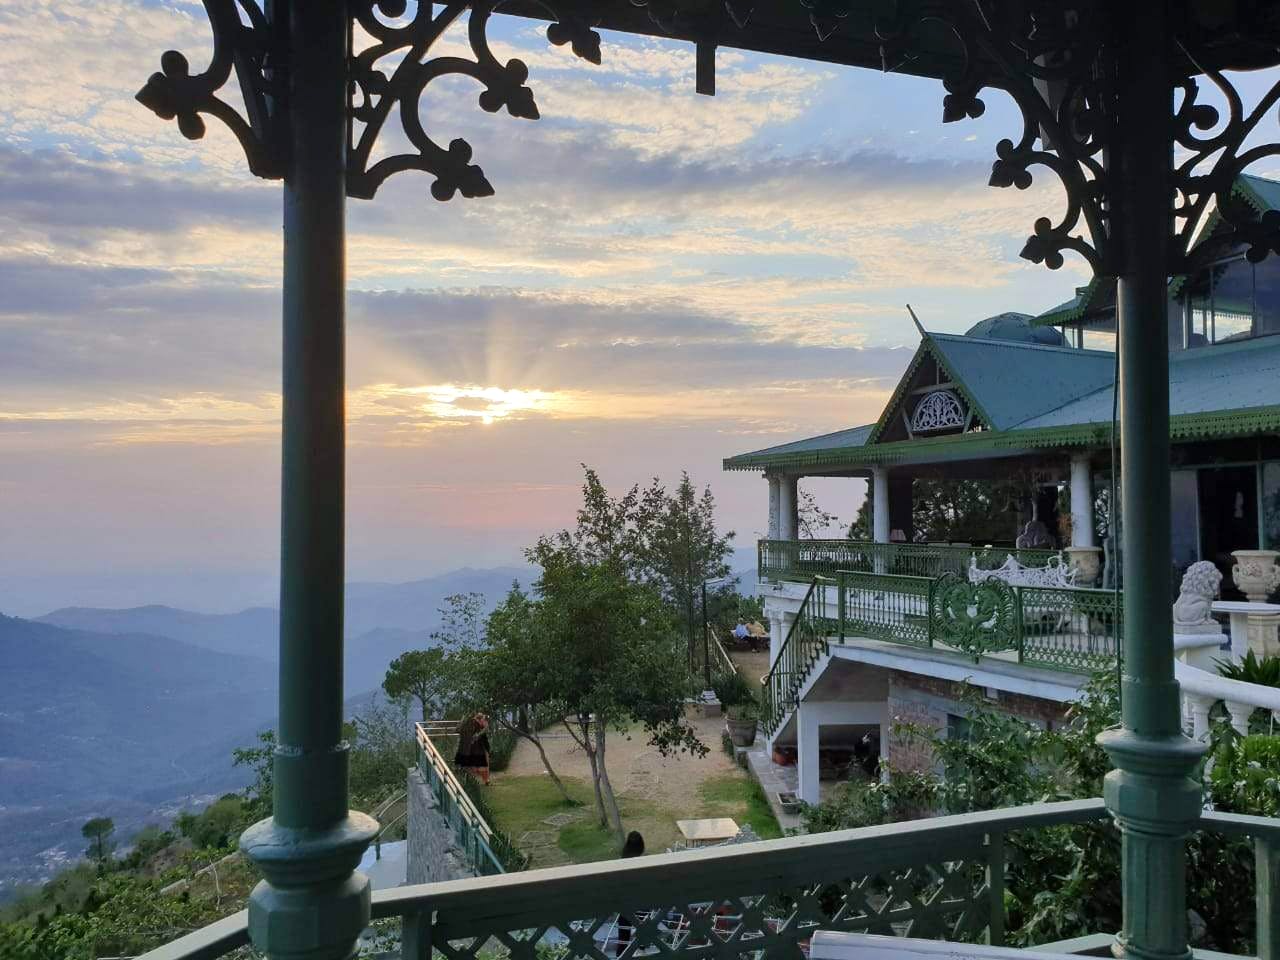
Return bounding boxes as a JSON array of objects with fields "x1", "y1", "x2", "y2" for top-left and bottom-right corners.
[{"x1": 485, "y1": 766, "x2": 781, "y2": 868}]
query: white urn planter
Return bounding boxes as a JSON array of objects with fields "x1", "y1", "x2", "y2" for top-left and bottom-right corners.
[
  {"x1": 1064, "y1": 546, "x2": 1103, "y2": 586},
  {"x1": 1232, "y1": 549, "x2": 1280, "y2": 602}
]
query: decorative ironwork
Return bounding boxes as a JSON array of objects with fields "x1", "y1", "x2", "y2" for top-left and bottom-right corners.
[
  {"x1": 135, "y1": 0, "x2": 283, "y2": 179},
  {"x1": 1019, "y1": 585, "x2": 1120, "y2": 673},
  {"x1": 1171, "y1": 60, "x2": 1280, "y2": 271},
  {"x1": 762, "y1": 577, "x2": 832, "y2": 734},
  {"x1": 872, "y1": 2, "x2": 1112, "y2": 274},
  {"x1": 839, "y1": 571, "x2": 932, "y2": 648},
  {"x1": 348, "y1": 1, "x2": 599, "y2": 201},
  {"x1": 911, "y1": 389, "x2": 966, "y2": 433},
  {"x1": 929, "y1": 573, "x2": 1018, "y2": 661}
]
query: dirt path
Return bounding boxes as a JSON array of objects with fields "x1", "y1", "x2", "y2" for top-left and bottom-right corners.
[{"x1": 505, "y1": 712, "x2": 738, "y2": 817}]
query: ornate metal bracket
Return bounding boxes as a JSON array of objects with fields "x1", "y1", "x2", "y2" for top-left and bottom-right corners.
[
  {"x1": 137, "y1": 0, "x2": 601, "y2": 200},
  {"x1": 1172, "y1": 57, "x2": 1280, "y2": 271},
  {"x1": 347, "y1": 0, "x2": 600, "y2": 201},
  {"x1": 136, "y1": 0, "x2": 283, "y2": 179}
]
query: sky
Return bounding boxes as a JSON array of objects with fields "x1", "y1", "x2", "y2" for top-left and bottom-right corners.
[{"x1": 0, "y1": 1, "x2": 1103, "y2": 616}]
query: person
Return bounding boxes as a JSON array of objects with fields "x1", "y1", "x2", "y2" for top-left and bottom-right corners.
[
  {"x1": 454, "y1": 713, "x2": 491, "y2": 785},
  {"x1": 746, "y1": 620, "x2": 768, "y2": 652},
  {"x1": 732, "y1": 618, "x2": 749, "y2": 643},
  {"x1": 616, "y1": 832, "x2": 645, "y2": 956}
]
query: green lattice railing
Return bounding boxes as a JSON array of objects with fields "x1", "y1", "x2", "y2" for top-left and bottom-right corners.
[
  {"x1": 138, "y1": 800, "x2": 1280, "y2": 960},
  {"x1": 760, "y1": 572, "x2": 1122, "y2": 736},
  {"x1": 759, "y1": 540, "x2": 1060, "y2": 583}
]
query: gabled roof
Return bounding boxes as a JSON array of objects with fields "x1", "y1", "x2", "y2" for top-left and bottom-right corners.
[
  {"x1": 928, "y1": 333, "x2": 1116, "y2": 431},
  {"x1": 722, "y1": 333, "x2": 1280, "y2": 473}
]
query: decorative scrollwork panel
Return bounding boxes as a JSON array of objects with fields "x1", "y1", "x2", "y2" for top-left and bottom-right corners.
[
  {"x1": 347, "y1": 0, "x2": 602, "y2": 201},
  {"x1": 136, "y1": 0, "x2": 283, "y2": 178},
  {"x1": 929, "y1": 573, "x2": 1018, "y2": 661},
  {"x1": 911, "y1": 390, "x2": 966, "y2": 433}
]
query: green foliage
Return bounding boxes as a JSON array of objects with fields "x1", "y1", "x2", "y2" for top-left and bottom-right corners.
[
  {"x1": 232, "y1": 728, "x2": 276, "y2": 819},
  {"x1": 799, "y1": 672, "x2": 1266, "y2": 954},
  {"x1": 711, "y1": 670, "x2": 753, "y2": 708},
  {"x1": 79, "y1": 818, "x2": 115, "y2": 866},
  {"x1": 1209, "y1": 729, "x2": 1280, "y2": 816},
  {"x1": 1217, "y1": 650, "x2": 1280, "y2": 688},
  {"x1": 383, "y1": 647, "x2": 460, "y2": 722},
  {"x1": 175, "y1": 796, "x2": 246, "y2": 851}
]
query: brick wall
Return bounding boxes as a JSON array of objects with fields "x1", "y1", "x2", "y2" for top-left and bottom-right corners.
[{"x1": 885, "y1": 672, "x2": 1068, "y2": 774}]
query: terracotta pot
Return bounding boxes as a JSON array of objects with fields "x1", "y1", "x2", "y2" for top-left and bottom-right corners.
[{"x1": 1232, "y1": 549, "x2": 1280, "y2": 602}]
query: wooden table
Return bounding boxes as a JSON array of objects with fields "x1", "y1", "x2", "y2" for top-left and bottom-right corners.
[{"x1": 676, "y1": 818, "x2": 739, "y2": 847}]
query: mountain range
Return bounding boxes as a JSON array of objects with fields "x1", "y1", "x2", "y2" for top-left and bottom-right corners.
[{"x1": 0, "y1": 565, "x2": 531, "y2": 896}]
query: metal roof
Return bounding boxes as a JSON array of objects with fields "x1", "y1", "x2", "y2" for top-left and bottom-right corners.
[
  {"x1": 928, "y1": 333, "x2": 1117, "y2": 431},
  {"x1": 723, "y1": 334, "x2": 1280, "y2": 472},
  {"x1": 1015, "y1": 334, "x2": 1280, "y2": 429},
  {"x1": 728, "y1": 423, "x2": 875, "y2": 463}
]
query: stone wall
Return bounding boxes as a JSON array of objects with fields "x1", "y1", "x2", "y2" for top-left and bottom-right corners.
[
  {"x1": 405, "y1": 766, "x2": 476, "y2": 885},
  {"x1": 885, "y1": 672, "x2": 1069, "y2": 774}
]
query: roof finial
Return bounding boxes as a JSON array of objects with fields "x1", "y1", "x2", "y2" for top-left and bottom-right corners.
[{"x1": 905, "y1": 303, "x2": 928, "y2": 340}]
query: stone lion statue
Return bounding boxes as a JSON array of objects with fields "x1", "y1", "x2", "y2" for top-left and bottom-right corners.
[{"x1": 1172, "y1": 561, "x2": 1223, "y2": 634}]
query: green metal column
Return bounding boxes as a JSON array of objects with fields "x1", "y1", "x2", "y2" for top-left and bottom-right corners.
[
  {"x1": 1097, "y1": 5, "x2": 1205, "y2": 960},
  {"x1": 239, "y1": 1, "x2": 377, "y2": 957}
]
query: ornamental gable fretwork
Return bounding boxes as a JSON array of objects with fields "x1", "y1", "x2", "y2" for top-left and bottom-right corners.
[{"x1": 911, "y1": 390, "x2": 967, "y2": 434}]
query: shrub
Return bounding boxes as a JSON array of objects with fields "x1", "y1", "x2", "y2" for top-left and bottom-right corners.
[{"x1": 712, "y1": 670, "x2": 753, "y2": 708}]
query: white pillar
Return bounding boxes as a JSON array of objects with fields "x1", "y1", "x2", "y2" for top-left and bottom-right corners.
[
  {"x1": 1224, "y1": 700, "x2": 1253, "y2": 737},
  {"x1": 1069, "y1": 454, "x2": 1095, "y2": 548},
  {"x1": 1186, "y1": 693, "x2": 1213, "y2": 741},
  {"x1": 766, "y1": 474, "x2": 782, "y2": 541},
  {"x1": 871, "y1": 468, "x2": 890, "y2": 544},
  {"x1": 796, "y1": 701, "x2": 820, "y2": 805},
  {"x1": 778, "y1": 475, "x2": 798, "y2": 540}
]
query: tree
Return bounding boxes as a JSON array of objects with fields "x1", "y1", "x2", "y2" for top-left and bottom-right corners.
[
  {"x1": 526, "y1": 467, "x2": 708, "y2": 838},
  {"x1": 382, "y1": 648, "x2": 457, "y2": 721},
  {"x1": 456, "y1": 584, "x2": 575, "y2": 802},
  {"x1": 232, "y1": 729, "x2": 276, "y2": 819},
  {"x1": 636, "y1": 471, "x2": 735, "y2": 669},
  {"x1": 797, "y1": 487, "x2": 839, "y2": 539},
  {"x1": 80, "y1": 818, "x2": 114, "y2": 868}
]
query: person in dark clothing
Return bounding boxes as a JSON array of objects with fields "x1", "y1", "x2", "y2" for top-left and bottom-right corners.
[
  {"x1": 454, "y1": 713, "x2": 491, "y2": 785},
  {"x1": 615, "y1": 831, "x2": 645, "y2": 956}
]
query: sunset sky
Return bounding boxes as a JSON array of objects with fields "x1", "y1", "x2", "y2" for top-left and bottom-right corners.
[{"x1": 0, "y1": 1, "x2": 1103, "y2": 615}]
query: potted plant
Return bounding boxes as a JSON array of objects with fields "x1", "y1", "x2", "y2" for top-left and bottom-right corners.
[
  {"x1": 726, "y1": 697, "x2": 759, "y2": 747},
  {"x1": 713, "y1": 672, "x2": 759, "y2": 747}
]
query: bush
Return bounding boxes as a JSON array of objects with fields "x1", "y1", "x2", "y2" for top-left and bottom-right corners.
[
  {"x1": 712, "y1": 670, "x2": 753, "y2": 708},
  {"x1": 1209, "y1": 729, "x2": 1280, "y2": 816},
  {"x1": 487, "y1": 729, "x2": 517, "y2": 772}
]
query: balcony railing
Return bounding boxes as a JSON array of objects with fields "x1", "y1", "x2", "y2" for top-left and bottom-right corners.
[
  {"x1": 759, "y1": 539, "x2": 1061, "y2": 583},
  {"x1": 139, "y1": 799, "x2": 1280, "y2": 960},
  {"x1": 415, "y1": 721, "x2": 509, "y2": 877}
]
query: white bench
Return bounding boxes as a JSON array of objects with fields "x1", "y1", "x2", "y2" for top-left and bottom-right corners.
[{"x1": 811, "y1": 931, "x2": 1075, "y2": 960}]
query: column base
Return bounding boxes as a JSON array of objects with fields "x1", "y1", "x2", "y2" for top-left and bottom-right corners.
[{"x1": 241, "y1": 812, "x2": 379, "y2": 960}]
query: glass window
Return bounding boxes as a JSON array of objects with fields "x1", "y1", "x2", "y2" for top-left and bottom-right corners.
[
  {"x1": 1082, "y1": 328, "x2": 1116, "y2": 351},
  {"x1": 1264, "y1": 462, "x2": 1280, "y2": 552},
  {"x1": 1257, "y1": 260, "x2": 1280, "y2": 337},
  {"x1": 1211, "y1": 258, "x2": 1255, "y2": 342}
]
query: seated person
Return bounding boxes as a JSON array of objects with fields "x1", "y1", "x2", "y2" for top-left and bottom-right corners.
[
  {"x1": 746, "y1": 620, "x2": 768, "y2": 651},
  {"x1": 732, "y1": 618, "x2": 750, "y2": 642}
]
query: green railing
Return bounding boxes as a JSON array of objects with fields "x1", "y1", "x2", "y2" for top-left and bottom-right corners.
[
  {"x1": 761, "y1": 572, "x2": 1122, "y2": 735},
  {"x1": 138, "y1": 800, "x2": 1280, "y2": 960},
  {"x1": 759, "y1": 539, "x2": 1060, "y2": 583},
  {"x1": 415, "y1": 722, "x2": 508, "y2": 877},
  {"x1": 762, "y1": 577, "x2": 834, "y2": 734}
]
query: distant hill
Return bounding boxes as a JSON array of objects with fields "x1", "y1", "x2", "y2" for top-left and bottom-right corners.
[
  {"x1": 0, "y1": 614, "x2": 277, "y2": 894},
  {"x1": 39, "y1": 565, "x2": 531, "y2": 661}
]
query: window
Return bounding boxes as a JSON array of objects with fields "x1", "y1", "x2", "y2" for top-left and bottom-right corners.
[
  {"x1": 1183, "y1": 255, "x2": 1280, "y2": 347},
  {"x1": 1264, "y1": 462, "x2": 1280, "y2": 552}
]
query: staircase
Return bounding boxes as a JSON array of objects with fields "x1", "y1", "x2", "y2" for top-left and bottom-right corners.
[{"x1": 761, "y1": 576, "x2": 836, "y2": 737}]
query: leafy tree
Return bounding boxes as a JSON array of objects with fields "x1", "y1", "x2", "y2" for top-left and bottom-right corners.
[
  {"x1": 635, "y1": 470, "x2": 735, "y2": 668},
  {"x1": 346, "y1": 695, "x2": 417, "y2": 809},
  {"x1": 527, "y1": 469, "x2": 708, "y2": 837},
  {"x1": 456, "y1": 584, "x2": 575, "y2": 802},
  {"x1": 796, "y1": 487, "x2": 839, "y2": 539},
  {"x1": 80, "y1": 817, "x2": 115, "y2": 868},
  {"x1": 382, "y1": 648, "x2": 459, "y2": 721},
  {"x1": 232, "y1": 729, "x2": 276, "y2": 819},
  {"x1": 175, "y1": 796, "x2": 246, "y2": 851}
]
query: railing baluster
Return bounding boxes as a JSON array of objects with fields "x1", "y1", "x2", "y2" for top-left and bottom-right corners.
[
  {"x1": 1259, "y1": 835, "x2": 1280, "y2": 960},
  {"x1": 986, "y1": 829, "x2": 1006, "y2": 947}
]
